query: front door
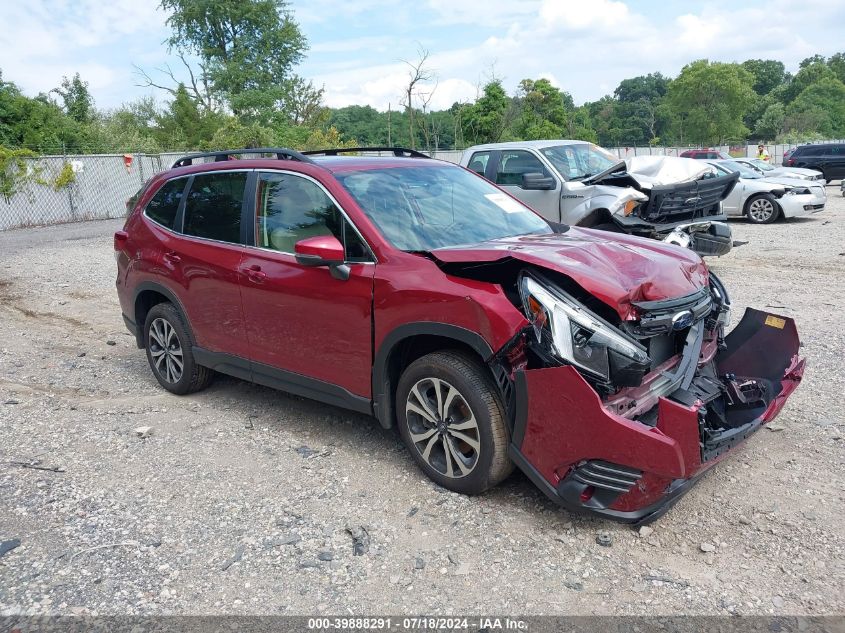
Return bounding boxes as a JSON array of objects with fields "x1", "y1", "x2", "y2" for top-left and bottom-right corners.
[{"x1": 239, "y1": 170, "x2": 376, "y2": 398}]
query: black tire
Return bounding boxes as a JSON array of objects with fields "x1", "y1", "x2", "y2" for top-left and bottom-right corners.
[
  {"x1": 744, "y1": 193, "x2": 780, "y2": 224},
  {"x1": 143, "y1": 302, "x2": 212, "y2": 395},
  {"x1": 396, "y1": 350, "x2": 513, "y2": 495}
]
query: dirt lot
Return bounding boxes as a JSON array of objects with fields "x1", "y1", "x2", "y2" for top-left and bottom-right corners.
[{"x1": 0, "y1": 188, "x2": 843, "y2": 617}]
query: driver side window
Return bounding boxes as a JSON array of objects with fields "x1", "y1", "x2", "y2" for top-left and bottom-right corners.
[
  {"x1": 495, "y1": 151, "x2": 549, "y2": 186},
  {"x1": 255, "y1": 172, "x2": 370, "y2": 262}
]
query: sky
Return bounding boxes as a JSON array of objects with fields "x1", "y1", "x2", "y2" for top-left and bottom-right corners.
[{"x1": 1, "y1": 0, "x2": 844, "y2": 112}]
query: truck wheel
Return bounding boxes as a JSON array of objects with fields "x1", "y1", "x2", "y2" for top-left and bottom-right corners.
[
  {"x1": 396, "y1": 351, "x2": 513, "y2": 495},
  {"x1": 745, "y1": 194, "x2": 780, "y2": 224}
]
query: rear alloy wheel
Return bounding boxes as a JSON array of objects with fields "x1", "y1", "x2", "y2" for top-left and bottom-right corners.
[
  {"x1": 746, "y1": 194, "x2": 779, "y2": 224},
  {"x1": 396, "y1": 351, "x2": 512, "y2": 495},
  {"x1": 144, "y1": 303, "x2": 212, "y2": 395}
]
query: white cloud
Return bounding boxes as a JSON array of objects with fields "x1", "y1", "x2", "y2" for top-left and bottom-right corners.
[
  {"x1": 0, "y1": 0, "x2": 168, "y2": 105},
  {"x1": 305, "y1": 0, "x2": 845, "y2": 111}
]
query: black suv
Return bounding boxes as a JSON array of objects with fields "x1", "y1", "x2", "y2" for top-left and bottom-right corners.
[{"x1": 785, "y1": 143, "x2": 845, "y2": 182}]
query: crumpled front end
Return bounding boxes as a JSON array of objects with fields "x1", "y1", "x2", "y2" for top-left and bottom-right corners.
[{"x1": 506, "y1": 278, "x2": 805, "y2": 524}]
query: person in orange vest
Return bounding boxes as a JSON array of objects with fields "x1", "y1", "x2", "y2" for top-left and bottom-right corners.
[{"x1": 756, "y1": 144, "x2": 770, "y2": 162}]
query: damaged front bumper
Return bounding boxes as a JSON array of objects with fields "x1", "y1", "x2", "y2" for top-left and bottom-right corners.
[
  {"x1": 509, "y1": 308, "x2": 805, "y2": 524},
  {"x1": 612, "y1": 214, "x2": 733, "y2": 257}
]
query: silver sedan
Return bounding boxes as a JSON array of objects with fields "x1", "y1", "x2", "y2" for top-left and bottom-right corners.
[
  {"x1": 709, "y1": 160, "x2": 826, "y2": 224},
  {"x1": 733, "y1": 157, "x2": 826, "y2": 184}
]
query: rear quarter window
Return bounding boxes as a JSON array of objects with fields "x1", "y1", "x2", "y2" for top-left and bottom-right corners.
[{"x1": 144, "y1": 178, "x2": 187, "y2": 229}]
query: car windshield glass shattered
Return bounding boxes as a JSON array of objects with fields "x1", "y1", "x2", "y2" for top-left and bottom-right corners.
[
  {"x1": 540, "y1": 144, "x2": 619, "y2": 180},
  {"x1": 335, "y1": 165, "x2": 552, "y2": 251}
]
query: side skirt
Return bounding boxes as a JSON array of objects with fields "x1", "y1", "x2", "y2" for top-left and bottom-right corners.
[{"x1": 192, "y1": 347, "x2": 373, "y2": 416}]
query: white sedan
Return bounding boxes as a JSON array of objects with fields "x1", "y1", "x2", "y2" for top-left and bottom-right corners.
[
  {"x1": 709, "y1": 160, "x2": 826, "y2": 224},
  {"x1": 732, "y1": 157, "x2": 826, "y2": 184}
]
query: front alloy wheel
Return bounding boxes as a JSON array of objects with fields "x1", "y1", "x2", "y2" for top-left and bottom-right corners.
[
  {"x1": 405, "y1": 377, "x2": 480, "y2": 479},
  {"x1": 396, "y1": 351, "x2": 512, "y2": 495},
  {"x1": 746, "y1": 194, "x2": 779, "y2": 224}
]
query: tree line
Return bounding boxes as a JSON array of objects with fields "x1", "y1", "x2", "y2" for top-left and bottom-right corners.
[{"x1": 1, "y1": 0, "x2": 845, "y2": 158}]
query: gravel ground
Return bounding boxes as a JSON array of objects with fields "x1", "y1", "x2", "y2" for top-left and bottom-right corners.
[{"x1": 0, "y1": 187, "x2": 843, "y2": 617}]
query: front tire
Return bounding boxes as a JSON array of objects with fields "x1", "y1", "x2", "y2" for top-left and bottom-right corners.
[
  {"x1": 745, "y1": 193, "x2": 779, "y2": 224},
  {"x1": 396, "y1": 351, "x2": 513, "y2": 495},
  {"x1": 144, "y1": 303, "x2": 212, "y2": 395}
]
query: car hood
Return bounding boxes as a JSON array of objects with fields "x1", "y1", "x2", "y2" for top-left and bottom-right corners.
[
  {"x1": 761, "y1": 175, "x2": 823, "y2": 188},
  {"x1": 431, "y1": 228, "x2": 709, "y2": 320},
  {"x1": 770, "y1": 167, "x2": 822, "y2": 178}
]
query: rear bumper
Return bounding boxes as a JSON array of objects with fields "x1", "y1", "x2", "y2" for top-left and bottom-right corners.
[{"x1": 510, "y1": 308, "x2": 805, "y2": 524}]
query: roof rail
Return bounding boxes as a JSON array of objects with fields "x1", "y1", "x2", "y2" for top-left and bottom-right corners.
[
  {"x1": 302, "y1": 147, "x2": 430, "y2": 158},
  {"x1": 171, "y1": 148, "x2": 315, "y2": 169}
]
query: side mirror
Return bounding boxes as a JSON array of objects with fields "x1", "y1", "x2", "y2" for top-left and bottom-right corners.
[
  {"x1": 521, "y1": 172, "x2": 555, "y2": 190},
  {"x1": 294, "y1": 235, "x2": 350, "y2": 280}
]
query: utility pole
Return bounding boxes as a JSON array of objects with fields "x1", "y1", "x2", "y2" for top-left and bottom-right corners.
[{"x1": 387, "y1": 103, "x2": 392, "y2": 146}]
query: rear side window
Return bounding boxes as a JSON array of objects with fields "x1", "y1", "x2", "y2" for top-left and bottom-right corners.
[
  {"x1": 144, "y1": 178, "x2": 186, "y2": 229},
  {"x1": 183, "y1": 172, "x2": 247, "y2": 244}
]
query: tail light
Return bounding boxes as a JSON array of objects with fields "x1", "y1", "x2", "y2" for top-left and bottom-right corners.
[{"x1": 114, "y1": 230, "x2": 128, "y2": 262}]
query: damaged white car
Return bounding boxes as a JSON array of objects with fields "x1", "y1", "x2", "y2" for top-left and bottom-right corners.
[
  {"x1": 460, "y1": 141, "x2": 739, "y2": 257},
  {"x1": 708, "y1": 160, "x2": 827, "y2": 224}
]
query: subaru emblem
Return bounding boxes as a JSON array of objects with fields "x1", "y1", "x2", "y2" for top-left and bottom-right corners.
[{"x1": 671, "y1": 310, "x2": 694, "y2": 330}]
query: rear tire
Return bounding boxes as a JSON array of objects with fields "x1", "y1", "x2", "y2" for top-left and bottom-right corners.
[
  {"x1": 745, "y1": 193, "x2": 779, "y2": 224},
  {"x1": 396, "y1": 351, "x2": 513, "y2": 495},
  {"x1": 144, "y1": 303, "x2": 212, "y2": 395}
]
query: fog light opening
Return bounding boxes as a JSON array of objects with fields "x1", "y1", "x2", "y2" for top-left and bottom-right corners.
[{"x1": 580, "y1": 485, "x2": 595, "y2": 503}]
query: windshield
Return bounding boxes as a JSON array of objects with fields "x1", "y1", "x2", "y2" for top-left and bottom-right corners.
[
  {"x1": 717, "y1": 160, "x2": 761, "y2": 179},
  {"x1": 540, "y1": 144, "x2": 619, "y2": 180},
  {"x1": 336, "y1": 165, "x2": 552, "y2": 252},
  {"x1": 750, "y1": 158, "x2": 774, "y2": 171}
]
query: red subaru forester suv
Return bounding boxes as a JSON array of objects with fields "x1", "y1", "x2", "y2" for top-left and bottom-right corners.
[{"x1": 115, "y1": 147, "x2": 805, "y2": 524}]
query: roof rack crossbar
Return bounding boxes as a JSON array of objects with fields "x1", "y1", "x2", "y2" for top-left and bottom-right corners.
[
  {"x1": 171, "y1": 148, "x2": 315, "y2": 169},
  {"x1": 301, "y1": 147, "x2": 430, "y2": 158}
]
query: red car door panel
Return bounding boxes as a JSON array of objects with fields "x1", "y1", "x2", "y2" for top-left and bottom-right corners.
[
  {"x1": 170, "y1": 237, "x2": 248, "y2": 357},
  {"x1": 239, "y1": 251, "x2": 375, "y2": 396},
  {"x1": 239, "y1": 170, "x2": 375, "y2": 398}
]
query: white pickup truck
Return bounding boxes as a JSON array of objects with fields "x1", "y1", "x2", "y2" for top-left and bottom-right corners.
[{"x1": 459, "y1": 140, "x2": 739, "y2": 257}]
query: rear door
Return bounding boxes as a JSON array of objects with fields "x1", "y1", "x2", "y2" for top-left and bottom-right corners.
[
  {"x1": 239, "y1": 170, "x2": 376, "y2": 399},
  {"x1": 821, "y1": 146, "x2": 845, "y2": 180},
  {"x1": 170, "y1": 170, "x2": 250, "y2": 359}
]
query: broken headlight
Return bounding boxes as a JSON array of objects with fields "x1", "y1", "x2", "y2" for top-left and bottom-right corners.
[
  {"x1": 784, "y1": 187, "x2": 811, "y2": 196},
  {"x1": 519, "y1": 274, "x2": 649, "y2": 385}
]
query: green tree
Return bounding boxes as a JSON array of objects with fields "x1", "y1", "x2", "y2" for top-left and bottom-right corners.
[
  {"x1": 512, "y1": 78, "x2": 576, "y2": 140},
  {"x1": 752, "y1": 102, "x2": 785, "y2": 140},
  {"x1": 155, "y1": 84, "x2": 224, "y2": 149},
  {"x1": 781, "y1": 61, "x2": 836, "y2": 103},
  {"x1": 51, "y1": 74, "x2": 95, "y2": 124},
  {"x1": 667, "y1": 60, "x2": 755, "y2": 145},
  {"x1": 460, "y1": 80, "x2": 512, "y2": 144},
  {"x1": 208, "y1": 118, "x2": 276, "y2": 148},
  {"x1": 151, "y1": 0, "x2": 307, "y2": 117},
  {"x1": 741, "y1": 59, "x2": 786, "y2": 95},
  {"x1": 828, "y1": 52, "x2": 845, "y2": 84},
  {"x1": 785, "y1": 77, "x2": 845, "y2": 137}
]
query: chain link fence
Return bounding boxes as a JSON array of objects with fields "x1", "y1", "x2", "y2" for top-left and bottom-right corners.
[
  {"x1": 0, "y1": 153, "x2": 184, "y2": 231},
  {"x1": 1, "y1": 141, "x2": 841, "y2": 231}
]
